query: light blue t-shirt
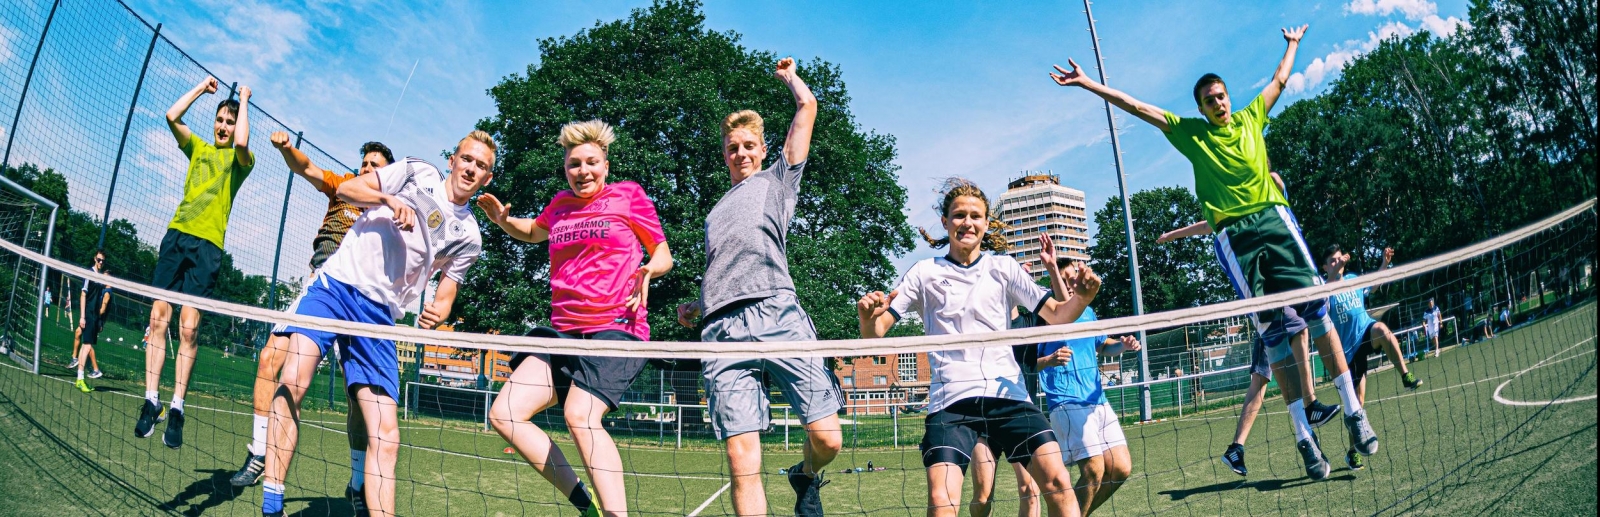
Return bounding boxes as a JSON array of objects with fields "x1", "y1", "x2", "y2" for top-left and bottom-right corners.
[
  {"x1": 1329, "y1": 272, "x2": 1378, "y2": 361},
  {"x1": 1037, "y1": 307, "x2": 1108, "y2": 408}
]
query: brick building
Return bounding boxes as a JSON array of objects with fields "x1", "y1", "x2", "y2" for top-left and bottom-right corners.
[{"x1": 833, "y1": 353, "x2": 932, "y2": 415}]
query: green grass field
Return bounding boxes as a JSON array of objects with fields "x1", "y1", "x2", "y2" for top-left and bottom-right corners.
[{"x1": 1, "y1": 301, "x2": 1593, "y2": 516}]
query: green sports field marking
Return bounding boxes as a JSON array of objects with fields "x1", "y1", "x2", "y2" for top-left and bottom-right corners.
[{"x1": 686, "y1": 482, "x2": 730, "y2": 516}]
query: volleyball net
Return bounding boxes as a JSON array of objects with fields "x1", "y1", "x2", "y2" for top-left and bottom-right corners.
[{"x1": 0, "y1": 183, "x2": 1592, "y2": 515}]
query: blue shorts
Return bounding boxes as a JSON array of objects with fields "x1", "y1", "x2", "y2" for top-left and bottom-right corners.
[{"x1": 274, "y1": 276, "x2": 399, "y2": 399}]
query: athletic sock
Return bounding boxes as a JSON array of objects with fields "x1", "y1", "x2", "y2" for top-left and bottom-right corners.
[
  {"x1": 145, "y1": 391, "x2": 160, "y2": 405},
  {"x1": 1332, "y1": 373, "x2": 1363, "y2": 414},
  {"x1": 567, "y1": 480, "x2": 594, "y2": 513},
  {"x1": 1287, "y1": 400, "x2": 1315, "y2": 443},
  {"x1": 250, "y1": 415, "x2": 269, "y2": 456},
  {"x1": 350, "y1": 450, "x2": 366, "y2": 490},
  {"x1": 170, "y1": 397, "x2": 185, "y2": 413},
  {"x1": 77, "y1": 369, "x2": 84, "y2": 380},
  {"x1": 263, "y1": 482, "x2": 285, "y2": 514}
]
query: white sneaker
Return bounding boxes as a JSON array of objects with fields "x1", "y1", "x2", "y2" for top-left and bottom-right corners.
[
  {"x1": 68, "y1": 358, "x2": 79, "y2": 369},
  {"x1": 88, "y1": 370, "x2": 103, "y2": 379}
]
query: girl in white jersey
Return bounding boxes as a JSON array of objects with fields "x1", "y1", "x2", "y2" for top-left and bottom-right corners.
[{"x1": 858, "y1": 178, "x2": 1100, "y2": 517}]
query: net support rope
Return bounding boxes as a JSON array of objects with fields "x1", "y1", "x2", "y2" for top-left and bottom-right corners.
[{"x1": 0, "y1": 199, "x2": 1591, "y2": 358}]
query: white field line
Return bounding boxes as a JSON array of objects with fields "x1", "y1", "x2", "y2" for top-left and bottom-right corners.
[
  {"x1": 1492, "y1": 336, "x2": 1598, "y2": 406},
  {"x1": 687, "y1": 482, "x2": 731, "y2": 517}
]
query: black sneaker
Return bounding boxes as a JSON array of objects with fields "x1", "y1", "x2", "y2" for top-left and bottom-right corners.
[
  {"x1": 1297, "y1": 435, "x2": 1330, "y2": 481},
  {"x1": 347, "y1": 485, "x2": 370, "y2": 517},
  {"x1": 787, "y1": 461, "x2": 827, "y2": 517},
  {"x1": 134, "y1": 400, "x2": 162, "y2": 438},
  {"x1": 230, "y1": 452, "x2": 266, "y2": 487},
  {"x1": 1221, "y1": 443, "x2": 1248, "y2": 476},
  {"x1": 1401, "y1": 371, "x2": 1423, "y2": 390},
  {"x1": 162, "y1": 408, "x2": 185, "y2": 449},
  {"x1": 262, "y1": 511, "x2": 285, "y2": 517},
  {"x1": 1306, "y1": 400, "x2": 1341, "y2": 429}
]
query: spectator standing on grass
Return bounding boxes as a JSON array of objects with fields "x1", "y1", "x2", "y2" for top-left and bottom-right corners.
[
  {"x1": 73, "y1": 251, "x2": 111, "y2": 392},
  {"x1": 1423, "y1": 299, "x2": 1442, "y2": 358},
  {"x1": 135, "y1": 76, "x2": 254, "y2": 450}
]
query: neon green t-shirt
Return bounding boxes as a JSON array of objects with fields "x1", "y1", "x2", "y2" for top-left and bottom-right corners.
[
  {"x1": 167, "y1": 133, "x2": 253, "y2": 249},
  {"x1": 1162, "y1": 95, "x2": 1287, "y2": 229}
]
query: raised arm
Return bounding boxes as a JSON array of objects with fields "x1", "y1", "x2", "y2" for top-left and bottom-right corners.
[
  {"x1": 1157, "y1": 221, "x2": 1213, "y2": 244},
  {"x1": 1370, "y1": 247, "x2": 1395, "y2": 294},
  {"x1": 857, "y1": 290, "x2": 899, "y2": 339},
  {"x1": 269, "y1": 131, "x2": 329, "y2": 191},
  {"x1": 1036, "y1": 262, "x2": 1102, "y2": 325},
  {"x1": 418, "y1": 276, "x2": 460, "y2": 329},
  {"x1": 233, "y1": 85, "x2": 254, "y2": 168},
  {"x1": 1038, "y1": 233, "x2": 1069, "y2": 301},
  {"x1": 166, "y1": 77, "x2": 218, "y2": 146},
  {"x1": 474, "y1": 193, "x2": 548, "y2": 244},
  {"x1": 1051, "y1": 58, "x2": 1171, "y2": 132},
  {"x1": 774, "y1": 57, "x2": 817, "y2": 165},
  {"x1": 1259, "y1": 25, "x2": 1307, "y2": 113}
]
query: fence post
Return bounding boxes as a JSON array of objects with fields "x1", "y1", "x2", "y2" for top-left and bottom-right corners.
[
  {"x1": 265, "y1": 131, "x2": 301, "y2": 310},
  {"x1": 96, "y1": 23, "x2": 163, "y2": 248},
  {"x1": 483, "y1": 391, "x2": 491, "y2": 431},
  {"x1": 1, "y1": 0, "x2": 61, "y2": 172},
  {"x1": 892, "y1": 404, "x2": 898, "y2": 449},
  {"x1": 676, "y1": 408, "x2": 683, "y2": 449},
  {"x1": 783, "y1": 407, "x2": 790, "y2": 451}
]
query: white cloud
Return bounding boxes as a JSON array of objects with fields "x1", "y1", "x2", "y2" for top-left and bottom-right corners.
[
  {"x1": 0, "y1": 23, "x2": 15, "y2": 65},
  {"x1": 1345, "y1": 0, "x2": 1437, "y2": 20},
  {"x1": 185, "y1": 0, "x2": 310, "y2": 88}
]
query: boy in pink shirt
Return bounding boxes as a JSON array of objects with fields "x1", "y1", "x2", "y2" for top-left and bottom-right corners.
[{"x1": 479, "y1": 120, "x2": 672, "y2": 516}]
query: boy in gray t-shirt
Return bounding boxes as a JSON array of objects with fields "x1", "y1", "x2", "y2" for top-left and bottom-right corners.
[{"x1": 675, "y1": 57, "x2": 840, "y2": 517}]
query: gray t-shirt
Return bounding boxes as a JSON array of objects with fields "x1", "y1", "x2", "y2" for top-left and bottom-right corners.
[{"x1": 701, "y1": 153, "x2": 806, "y2": 316}]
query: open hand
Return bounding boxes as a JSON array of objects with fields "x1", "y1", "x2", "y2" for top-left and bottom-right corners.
[
  {"x1": 1065, "y1": 262, "x2": 1102, "y2": 298},
  {"x1": 1282, "y1": 24, "x2": 1308, "y2": 44},
  {"x1": 475, "y1": 193, "x2": 510, "y2": 225},
  {"x1": 1049, "y1": 59, "x2": 1093, "y2": 88},
  {"x1": 624, "y1": 267, "x2": 654, "y2": 311},
  {"x1": 269, "y1": 131, "x2": 292, "y2": 149},
  {"x1": 1039, "y1": 233, "x2": 1059, "y2": 271},
  {"x1": 856, "y1": 290, "x2": 898, "y2": 321},
  {"x1": 1117, "y1": 335, "x2": 1141, "y2": 353}
]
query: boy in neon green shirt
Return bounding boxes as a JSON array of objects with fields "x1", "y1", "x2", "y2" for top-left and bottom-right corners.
[
  {"x1": 135, "y1": 76, "x2": 254, "y2": 450},
  {"x1": 1049, "y1": 24, "x2": 1378, "y2": 481}
]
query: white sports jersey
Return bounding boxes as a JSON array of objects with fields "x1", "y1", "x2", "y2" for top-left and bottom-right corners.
[
  {"x1": 889, "y1": 253, "x2": 1053, "y2": 413},
  {"x1": 319, "y1": 158, "x2": 482, "y2": 319}
]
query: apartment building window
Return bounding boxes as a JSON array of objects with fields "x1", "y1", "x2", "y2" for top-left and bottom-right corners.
[
  {"x1": 898, "y1": 354, "x2": 917, "y2": 382},
  {"x1": 841, "y1": 376, "x2": 854, "y2": 386},
  {"x1": 873, "y1": 375, "x2": 889, "y2": 385}
]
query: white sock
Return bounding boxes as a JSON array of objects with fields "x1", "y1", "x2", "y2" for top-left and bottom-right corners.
[
  {"x1": 146, "y1": 390, "x2": 160, "y2": 405},
  {"x1": 350, "y1": 450, "x2": 366, "y2": 490},
  {"x1": 77, "y1": 369, "x2": 84, "y2": 380},
  {"x1": 1332, "y1": 372, "x2": 1363, "y2": 414},
  {"x1": 170, "y1": 397, "x2": 185, "y2": 412},
  {"x1": 1287, "y1": 399, "x2": 1315, "y2": 442},
  {"x1": 251, "y1": 414, "x2": 269, "y2": 456}
]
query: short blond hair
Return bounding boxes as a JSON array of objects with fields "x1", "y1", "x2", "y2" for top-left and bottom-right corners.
[
  {"x1": 721, "y1": 110, "x2": 764, "y2": 140},
  {"x1": 456, "y1": 130, "x2": 499, "y2": 166},
  {"x1": 557, "y1": 119, "x2": 616, "y2": 153}
]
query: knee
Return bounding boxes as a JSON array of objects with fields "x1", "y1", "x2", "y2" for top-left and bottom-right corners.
[
  {"x1": 1105, "y1": 462, "x2": 1131, "y2": 483},
  {"x1": 1016, "y1": 478, "x2": 1040, "y2": 498},
  {"x1": 810, "y1": 428, "x2": 842, "y2": 454}
]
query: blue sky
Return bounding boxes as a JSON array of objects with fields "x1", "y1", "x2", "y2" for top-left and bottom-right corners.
[{"x1": 108, "y1": 0, "x2": 1472, "y2": 278}]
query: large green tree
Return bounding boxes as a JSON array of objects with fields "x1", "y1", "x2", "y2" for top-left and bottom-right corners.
[
  {"x1": 458, "y1": 0, "x2": 914, "y2": 341},
  {"x1": 1087, "y1": 187, "x2": 1232, "y2": 319}
]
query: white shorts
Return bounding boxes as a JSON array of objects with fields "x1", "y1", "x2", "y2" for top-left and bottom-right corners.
[{"x1": 1049, "y1": 403, "x2": 1127, "y2": 463}]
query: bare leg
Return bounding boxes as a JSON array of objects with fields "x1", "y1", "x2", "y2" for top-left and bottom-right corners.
[
  {"x1": 1084, "y1": 446, "x2": 1131, "y2": 515},
  {"x1": 1310, "y1": 329, "x2": 1350, "y2": 379},
  {"x1": 1290, "y1": 332, "x2": 1320, "y2": 403},
  {"x1": 263, "y1": 335, "x2": 324, "y2": 501},
  {"x1": 565, "y1": 387, "x2": 627, "y2": 515},
  {"x1": 1013, "y1": 462, "x2": 1040, "y2": 517},
  {"x1": 87, "y1": 345, "x2": 99, "y2": 372},
  {"x1": 970, "y1": 440, "x2": 996, "y2": 517},
  {"x1": 354, "y1": 386, "x2": 401, "y2": 516},
  {"x1": 926, "y1": 462, "x2": 966, "y2": 517},
  {"x1": 144, "y1": 301, "x2": 173, "y2": 396},
  {"x1": 1072, "y1": 455, "x2": 1103, "y2": 516},
  {"x1": 76, "y1": 344, "x2": 92, "y2": 377},
  {"x1": 252, "y1": 335, "x2": 290, "y2": 418},
  {"x1": 725, "y1": 432, "x2": 766, "y2": 516},
  {"x1": 1231, "y1": 374, "x2": 1271, "y2": 445},
  {"x1": 1367, "y1": 323, "x2": 1411, "y2": 376},
  {"x1": 1023, "y1": 441, "x2": 1081, "y2": 517},
  {"x1": 346, "y1": 385, "x2": 368, "y2": 458},
  {"x1": 489, "y1": 356, "x2": 583, "y2": 501},
  {"x1": 169, "y1": 306, "x2": 202, "y2": 403},
  {"x1": 801, "y1": 414, "x2": 843, "y2": 475}
]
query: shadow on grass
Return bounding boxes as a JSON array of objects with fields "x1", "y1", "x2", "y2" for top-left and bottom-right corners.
[
  {"x1": 288, "y1": 496, "x2": 357, "y2": 516},
  {"x1": 1159, "y1": 474, "x2": 1357, "y2": 500},
  {"x1": 160, "y1": 468, "x2": 245, "y2": 516}
]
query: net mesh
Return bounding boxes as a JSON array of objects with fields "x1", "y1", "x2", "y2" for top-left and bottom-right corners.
[{"x1": 0, "y1": 1, "x2": 1595, "y2": 515}]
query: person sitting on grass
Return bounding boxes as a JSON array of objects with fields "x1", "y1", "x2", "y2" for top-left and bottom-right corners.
[
  {"x1": 858, "y1": 178, "x2": 1099, "y2": 517},
  {"x1": 136, "y1": 76, "x2": 255, "y2": 450}
]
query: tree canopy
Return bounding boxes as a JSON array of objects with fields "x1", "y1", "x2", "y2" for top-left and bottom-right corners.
[
  {"x1": 458, "y1": 0, "x2": 914, "y2": 341},
  {"x1": 1088, "y1": 187, "x2": 1232, "y2": 319}
]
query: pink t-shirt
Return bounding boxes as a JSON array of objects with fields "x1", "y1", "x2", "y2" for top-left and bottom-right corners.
[{"x1": 534, "y1": 181, "x2": 667, "y2": 340}]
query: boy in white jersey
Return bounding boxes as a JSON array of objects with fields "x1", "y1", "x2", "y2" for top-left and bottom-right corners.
[
  {"x1": 259, "y1": 131, "x2": 495, "y2": 517},
  {"x1": 859, "y1": 179, "x2": 1098, "y2": 517}
]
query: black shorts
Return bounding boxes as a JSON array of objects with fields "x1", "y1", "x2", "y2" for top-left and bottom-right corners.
[
  {"x1": 1349, "y1": 337, "x2": 1378, "y2": 385},
  {"x1": 509, "y1": 327, "x2": 647, "y2": 411},
  {"x1": 150, "y1": 229, "x2": 223, "y2": 299},
  {"x1": 79, "y1": 311, "x2": 107, "y2": 345},
  {"x1": 921, "y1": 397, "x2": 1056, "y2": 472}
]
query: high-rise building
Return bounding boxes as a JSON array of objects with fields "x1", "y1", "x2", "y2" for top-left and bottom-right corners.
[{"x1": 997, "y1": 172, "x2": 1090, "y2": 278}]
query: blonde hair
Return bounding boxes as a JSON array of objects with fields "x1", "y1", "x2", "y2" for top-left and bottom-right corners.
[
  {"x1": 721, "y1": 110, "x2": 764, "y2": 140},
  {"x1": 455, "y1": 130, "x2": 499, "y2": 166},
  {"x1": 557, "y1": 119, "x2": 616, "y2": 153},
  {"x1": 919, "y1": 177, "x2": 1011, "y2": 252}
]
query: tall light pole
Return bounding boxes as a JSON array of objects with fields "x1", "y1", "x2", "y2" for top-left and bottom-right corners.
[{"x1": 1082, "y1": 0, "x2": 1152, "y2": 421}]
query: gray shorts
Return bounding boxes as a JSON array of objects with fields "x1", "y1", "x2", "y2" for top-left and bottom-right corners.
[{"x1": 701, "y1": 293, "x2": 843, "y2": 439}]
